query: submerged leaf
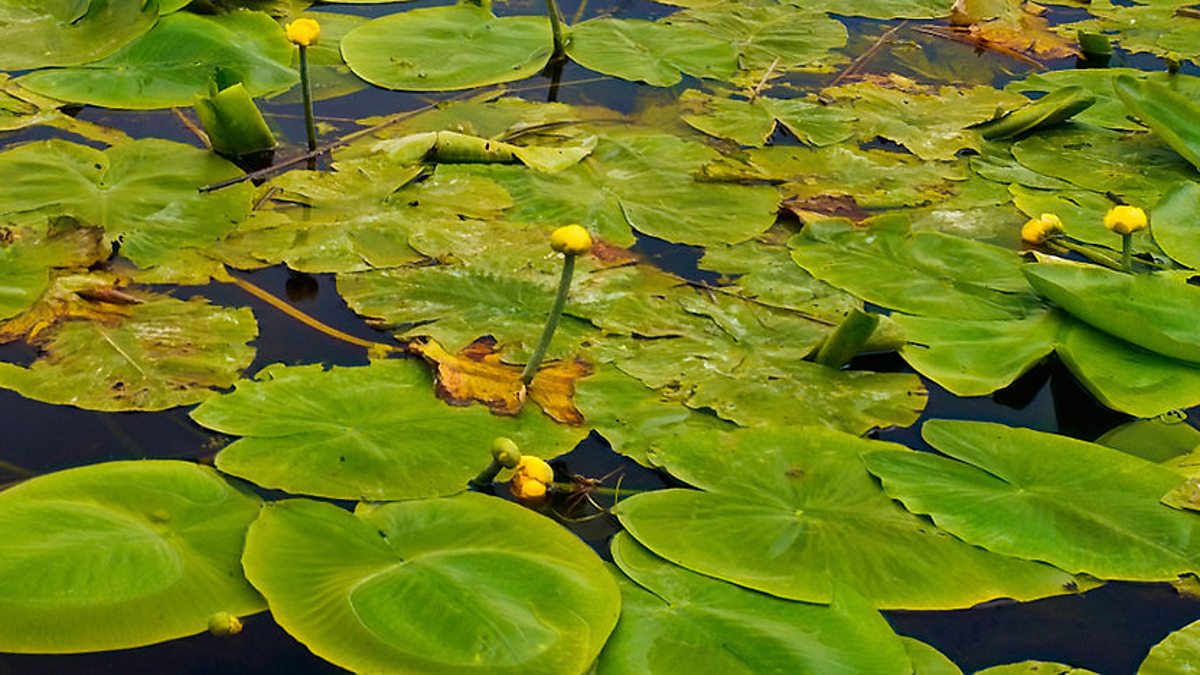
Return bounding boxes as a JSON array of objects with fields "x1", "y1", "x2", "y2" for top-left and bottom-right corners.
[
  {"x1": 242, "y1": 495, "x2": 619, "y2": 674},
  {"x1": 0, "y1": 461, "x2": 264, "y2": 653}
]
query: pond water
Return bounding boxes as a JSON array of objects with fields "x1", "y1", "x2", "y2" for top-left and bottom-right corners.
[{"x1": 2, "y1": 0, "x2": 1200, "y2": 673}]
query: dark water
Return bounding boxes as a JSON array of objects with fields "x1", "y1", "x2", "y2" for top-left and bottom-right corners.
[{"x1": 2, "y1": 1, "x2": 1199, "y2": 674}]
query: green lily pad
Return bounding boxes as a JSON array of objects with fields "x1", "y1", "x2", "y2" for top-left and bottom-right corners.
[
  {"x1": 0, "y1": 0, "x2": 158, "y2": 71},
  {"x1": 1096, "y1": 416, "x2": 1200, "y2": 464},
  {"x1": 596, "y1": 533, "x2": 912, "y2": 674},
  {"x1": 789, "y1": 219, "x2": 1040, "y2": 320},
  {"x1": 902, "y1": 637, "x2": 963, "y2": 675},
  {"x1": 0, "y1": 287, "x2": 257, "y2": 412},
  {"x1": 668, "y1": 2, "x2": 848, "y2": 85},
  {"x1": 863, "y1": 420, "x2": 1200, "y2": 581},
  {"x1": 0, "y1": 138, "x2": 253, "y2": 272},
  {"x1": 20, "y1": 10, "x2": 298, "y2": 110},
  {"x1": 825, "y1": 80, "x2": 1024, "y2": 161},
  {"x1": 1139, "y1": 618, "x2": 1200, "y2": 674},
  {"x1": 975, "y1": 662, "x2": 1095, "y2": 675},
  {"x1": 0, "y1": 460, "x2": 264, "y2": 653},
  {"x1": 896, "y1": 309, "x2": 1200, "y2": 417},
  {"x1": 241, "y1": 495, "x2": 620, "y2": 674},
  {"x1": 448, "y1": 131, "x2": 779, "y2": 247},
  {"x1": 1023, "y1": 262, "x2": 1200, "y2": 364},
  {"x1": 566, "y1": 18, "x2": 737, "y2": 87},
  {"x1": 341, "y1": 5, "x2": 552, "y2": 92},
  {"x1": 190, "y1": 359, "x2": 586, "y2": 501},
  {"x1": 1007, "y1": 70, "x2": 1200, "y2": 132},
  {"x1": 679, "y1": 89, "x2": 857, "y2": 147},
  {"x1": 1152, "y1": 181, "x2": 1200, "y2": 270},
  {"x1": 616, "y1": 427, "x2": 1080, "y2": 609}
]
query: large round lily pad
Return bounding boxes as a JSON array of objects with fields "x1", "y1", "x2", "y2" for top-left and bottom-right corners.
[
  {"x1": 863, "y1": 420, "x2": 1200, "y2": 581},
  {"x1": 565, "y1": 17, "x2": 737, "y2": 87},
  {"x1": 190, "y1": 359, "x2": 586, "y2": 501},
  {"x1": 615, "y1": 427, "x2": 1080, "y2": 609},
  {"x1": 242, "y1": 495, "x2": 620, "y2": 674},
  {"x1": 19, "y1": 10, "x2": 298, "y2": 109},
  {"x1": 0, "y1": 460, "x2": 264, "y2": 653},
  {"x1": 597, "y1": 533, "x2": 912, "y2": 674},
  {"x1": 341, "y1": 5, "x2": 553, "y2": 91},
  {"x1": 0, "y1": 0, "x2": 158, "y2": 71}
]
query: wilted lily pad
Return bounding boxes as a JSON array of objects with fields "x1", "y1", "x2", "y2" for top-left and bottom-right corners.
[
  {"x1": 0, "y1": 0, "x2": 158, "y2": 71},
  {"x1": 190, "y1": 359, "x2": 586, "y2": 501},
  {"x1": 241, "y1": 495, "x2": 620, "y2": 674},
  {"x1": 616, "y1": 427, "x2": 1080, "y2": 609},
  {"x1": 0, "y1": 138, "x2": 253, "y2": 272},
  {"x1": 0, "y1": 460, "x2": 264, "y2": 653},
  {"x1": 596, "y1": 533, "x2": 912, "y2": 674},
  {"x1": 0, "y1": 219, "x2": 108, "y2": 322},
  {"x1": 341, "y1": 5, "x2": 552, "y2": 91},
  {"x1": 863, "y1": 420, "x2": 1200, "y2": 581},
  {"x1": 0, "y1": 284, "x2": 257, "y2": 412},
  {"x1": 20, "y1": 10, "x2": 298, "y2": 109}
]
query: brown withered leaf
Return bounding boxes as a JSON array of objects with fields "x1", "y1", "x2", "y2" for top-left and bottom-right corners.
[
  {"x1": 0, "y1": 273, "x2": 136, "y2": 344},
  {"x1": 408, "y1": 335, "x2": 593, "y2": 425}
]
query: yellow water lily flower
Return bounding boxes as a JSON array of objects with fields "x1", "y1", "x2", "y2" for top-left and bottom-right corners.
[
  {"x1": 550, "y1": 224, "x2": 593, "y2": 256},
  {"x1": 286, "y1": 18, "x2": 321, "y2": 47},
  {"x1": 510, "y1": 456, "x2": 554, "y2": 502},
  {"x1": 1104, "y1": 205, "x2": 1148, "y2": 235},
  {"x1": 1020, "y1": 213, "x2": 1063, "y2": 245}
]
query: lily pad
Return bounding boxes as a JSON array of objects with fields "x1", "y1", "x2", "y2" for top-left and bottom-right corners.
[
  {"x1": 0, "y1": 219, "x2": 108, "y2": 322},
  {"x1": 615, "y1": 427, "x2": 1081, "y2": 609},
  {"x1": 566, "y1": 18, "x2": 737, "y2": 87},
  {"x1": 190, "y1": 359, "x2": 586, "y2": 501},
  {"x1": 0, "y1": 287, "x2": 257, "y2": 412},
  {"x1": 241, "y1": 495, "x2": 620, "y2": 674},
  {"x1": 0, "y1": 138, "x2": 253, "y2": 272},
  {"x1": 1007, "y1": 70, "x2": 1200, "y2": 132},
  {"x1": 20, "y1": 10, "x2": 298, "y2": 109},
  {"x1": 789, "y1": 219, "x2": 1040, "y2": 320},
  {"x1": 448, "y1": 131, "x2": 779, "y2": 247},
  {"x1": 596, "y1": 532, "x2": 912, "y2": 674},
  {"x1": 0, "y1": 460, "x2": 264, "y2": 653},
  {"x1": 1023, "y1": 261, "x2": 1200, "y2": 364},
  {"x1": 679, "y1": 89, "x2": 856, "y2": 147},
  {"x1": 1151, "y1": 181, "x2": 1200, "y2": 270},
  {"x1": 341, "y1": 5, "x2": 552, "y2": 91},
  {"x1": 0, "y1": 0, "x2": 158, "y2": 71},
  {"x1": 863, "y1": 420, "x2": 1200, "y2": 580},
  {"x1": 1139, "y1": 618, "x2": 1200, "y2": 674}
]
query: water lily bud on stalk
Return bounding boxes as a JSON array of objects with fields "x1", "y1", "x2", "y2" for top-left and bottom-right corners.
[
  {"x1": 1020, "y1": 213, "x2": 1063, "y2": 246},
  {"x1": 285, "y1": 18, "x2": 321, "y2": 157},
  {"x1": 510, "y1": 456, "x2": 554, "y2": 503},
  {"x1": 1104, "y1": 205, "x2": 1147, "y2": 272},
  {"x1": 286, "y1": 18, "x2": 320, "y2": 47},
  {"x1": 520, "y1": 225, "x2": 592, "y2": 385},
  {"x1": 469, "y1": 437, "x2": 523, "y2": 489}
]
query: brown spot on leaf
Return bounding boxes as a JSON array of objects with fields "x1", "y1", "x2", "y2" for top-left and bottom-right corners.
[{"x1": 782, "y1": 195, "x2": 870, "y2": 222}]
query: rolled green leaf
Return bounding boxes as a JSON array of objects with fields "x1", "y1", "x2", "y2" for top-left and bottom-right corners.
[
  {"x1": 193, "y1": 83, "x2": 276, "y2": 158},
  {"x1": 1115, "y1": 74, "x2": 1200, "y2": 169},
  {"x1": 813, "y1": 309, "x2": 880, "y2": 368},
  {"x1": 973, "y1": 86, "x2": 1096, "y2": 140}
]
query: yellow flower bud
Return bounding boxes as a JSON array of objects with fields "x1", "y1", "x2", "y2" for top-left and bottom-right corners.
[
  {"x1": 1020, "y1": 213, "x2": 1063, "y2": 245},
  {"x1": 510, "y1": 456, "x2": 553, "y2": 503},
  {"x1": 1104, "y1": 205, "x2": 1148, "y2": 235},
  {"x1": 207, "y1": 612, "x2": 243, "y2": 637},
  {"x1": 286, "y1": 18, "x2": 321, "y2": 47},
  {"x1": 550, "y1": 224, "x2": 592, "y2": 256}
]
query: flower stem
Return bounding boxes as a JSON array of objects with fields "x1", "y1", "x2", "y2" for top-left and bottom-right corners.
[
  {"x1": 545, "y1": 0, "x2": 566, "y2": 59},
  {"x1": 1121, "y1": 233, "x2": 1133, "y2": 272},
  {"x1": 298, "y1": 45, "x2": 318, "y2": 166},
  {"x1": 521, "y1": 254, "x2": 575, "y2": 385}
]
